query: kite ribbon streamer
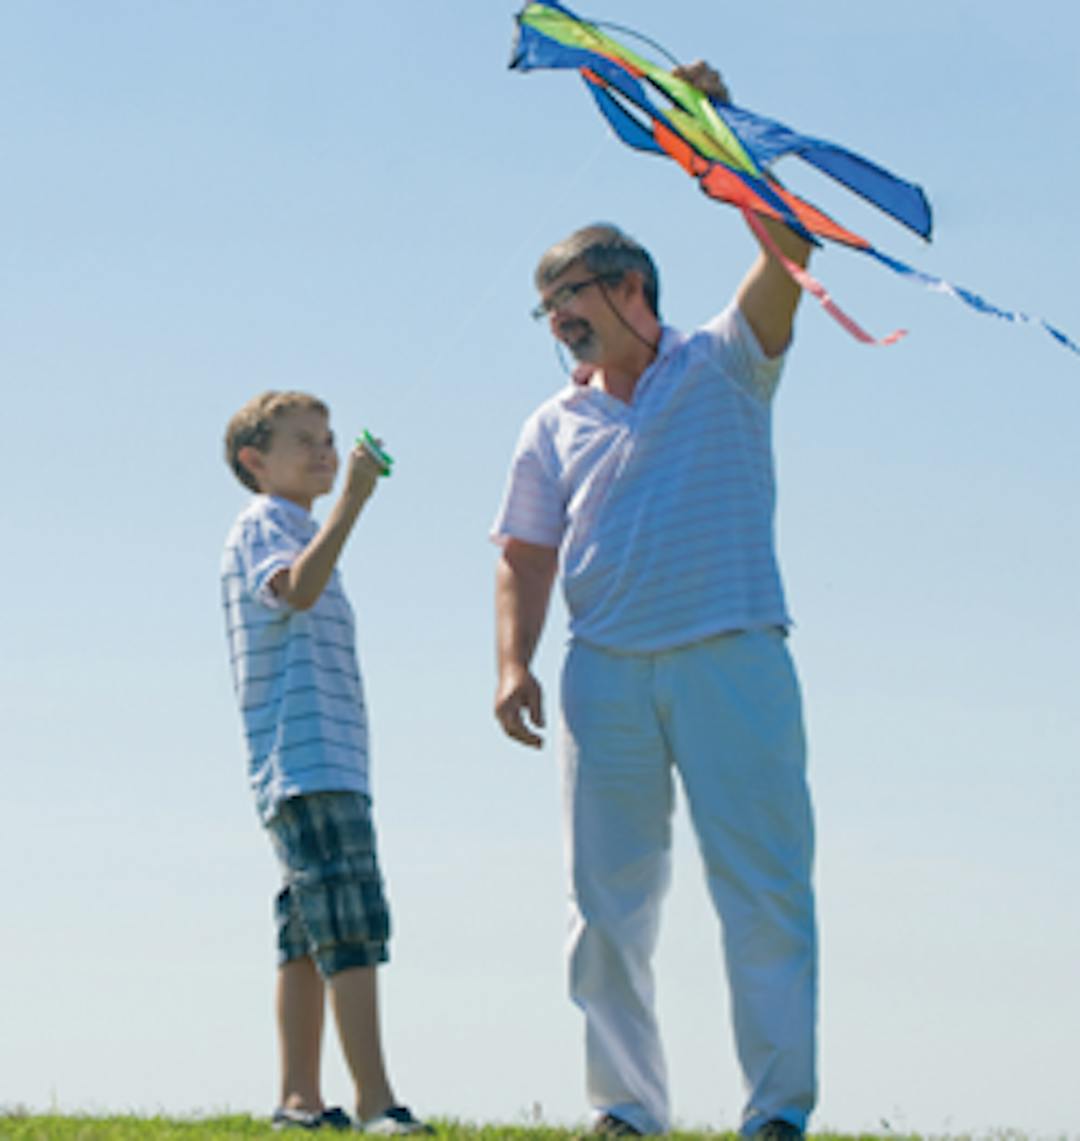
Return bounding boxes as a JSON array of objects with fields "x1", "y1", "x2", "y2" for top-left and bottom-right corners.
[
  {"x1": 741, "y1": 209, "x2": 907, "y2": 347},
  {"x1": 863, "y1": 248, "x2": 1080, "y2": 355}
]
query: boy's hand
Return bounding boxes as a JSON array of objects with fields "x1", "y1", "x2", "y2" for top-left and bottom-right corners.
[{"x1": 342, "y1": 441, "x2": 383, "y2": 505}]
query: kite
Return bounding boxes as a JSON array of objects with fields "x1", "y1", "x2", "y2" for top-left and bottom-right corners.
[{"x1": 509, "y1": 0, "x2": 1079, "y2": 355}]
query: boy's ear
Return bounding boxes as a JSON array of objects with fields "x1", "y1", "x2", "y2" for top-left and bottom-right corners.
[{"x1": 237, "y1": 445, "x2": 265, "y2": 482}]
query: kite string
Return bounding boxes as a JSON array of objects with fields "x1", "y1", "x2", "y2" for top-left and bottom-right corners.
[{"x1": 410, "y1": 138, "x2": 611, "y2": 384}]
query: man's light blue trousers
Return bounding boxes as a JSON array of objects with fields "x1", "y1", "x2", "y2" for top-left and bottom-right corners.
[{"x1": 561, "y1": 629, "x2": 817, "y2": 1135}]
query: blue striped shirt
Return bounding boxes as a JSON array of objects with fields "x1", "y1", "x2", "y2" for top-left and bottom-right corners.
[
  {"x1": 221, "y1": 495, "x2": 369, "y2": 822},
  {"x1": 491, "y1": 304, "x2": 790, "y2": 653}
]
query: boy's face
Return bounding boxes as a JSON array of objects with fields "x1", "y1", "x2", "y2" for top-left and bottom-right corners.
[{"x1": 241, "y1": 407, "x2": 339, "y2": 509}]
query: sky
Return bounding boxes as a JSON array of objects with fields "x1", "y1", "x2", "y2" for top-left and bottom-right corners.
[{"x1": 1, "y1": 1, "x2": 1078, "y2": 1136}]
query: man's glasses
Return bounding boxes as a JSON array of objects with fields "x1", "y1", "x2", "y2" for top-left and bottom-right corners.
[{"x1": 531, "y1": 274, "x2": 620, "y2": 320}]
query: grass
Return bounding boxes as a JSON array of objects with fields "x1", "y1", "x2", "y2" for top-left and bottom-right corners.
[
  {"x1": 0, "y1": 1116, "x2": 912, "y2": 1141},
  {"x1": 0, "y1": 1119, "x2": 604, "y2": 1140}
]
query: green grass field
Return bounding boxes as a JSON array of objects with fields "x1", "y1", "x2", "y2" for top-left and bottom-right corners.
[{"x1": 0, "y1": 1117, "x2": 912, "y2": 1141}]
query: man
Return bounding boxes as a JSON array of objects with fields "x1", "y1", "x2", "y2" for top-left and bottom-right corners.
[{"x1": 491, "y1": 62, "x2": 817, "y2": 1140}]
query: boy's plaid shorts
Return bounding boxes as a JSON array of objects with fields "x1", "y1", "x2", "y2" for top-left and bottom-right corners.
[{"x1": 267, "y1": 791, "x2": 391, "y2": 976}]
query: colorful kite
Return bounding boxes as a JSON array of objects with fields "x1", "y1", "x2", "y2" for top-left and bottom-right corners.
[{"x1": 510, "y1": 0, "x2": 1079, "y2": 355}]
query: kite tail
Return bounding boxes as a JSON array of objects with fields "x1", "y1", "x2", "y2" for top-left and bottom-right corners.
[
  {"x1": 863, "y1": 248, "x2": 1080, "y2": 356},
  {"x1": 741, "y1": 209, "x2": 907, "y2": 347},
  {"x1": 746, "y1": 209, "x2": 1080, "y2": 355}
]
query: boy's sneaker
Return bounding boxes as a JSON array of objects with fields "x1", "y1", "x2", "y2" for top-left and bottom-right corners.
[
  {"x1": 357, "y1": 1105, "x2": 433, "y2": 1135},
  {"x1": 273, "y1": 1106, "x2": 353, "y2": 1131}
]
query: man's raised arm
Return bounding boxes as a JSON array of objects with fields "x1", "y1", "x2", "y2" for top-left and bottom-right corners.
[
  {"x1": 673, "y1": 60, "x2": 813, "y2": 359},
  {"x1": 736, "y1": 215, "x2": 812, "y2": 359}
]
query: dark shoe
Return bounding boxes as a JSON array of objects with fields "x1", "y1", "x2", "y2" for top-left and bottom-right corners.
[
  {"x1": 756, "y1": 1120, "x2": 804, "y2": 1141},
  {"x1": 592, "y1": 1114, "x2": 643, "y2": 1136},
  {"x1": 320, "y1": 1109, "x2": 354, "y2": 1131},
  {"x1": 273, "y1": 1106, "x2": 353, "y2": 1131}
]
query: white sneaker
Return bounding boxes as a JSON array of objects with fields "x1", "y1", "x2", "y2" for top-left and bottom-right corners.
[
  {"x1": 273, "y1": 1105, "x2": 352, "y2": 1131},
  {"x1": 358, "y1": 1106, "x2": 432, "y2": 1135}
]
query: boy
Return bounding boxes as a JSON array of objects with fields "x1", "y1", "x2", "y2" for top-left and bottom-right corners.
[{"x1": 221, "y1": 390, "x2": 429, "y2": 1134}]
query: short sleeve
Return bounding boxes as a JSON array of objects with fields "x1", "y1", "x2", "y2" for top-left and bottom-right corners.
[
  {"x1": 701, "y1": 303, "x2": 786, "y2": 403},
  {"x1": 490, "y1": 414, "x2": 565, "y2": 549},
  {"x1": 240, "y1": 505, "x2": 305, "y2": 609}
]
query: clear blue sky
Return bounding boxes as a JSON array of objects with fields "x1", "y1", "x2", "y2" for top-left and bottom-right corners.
[{"x1": 2, "y1": 2, "x2": 1078, "y2": 1135}]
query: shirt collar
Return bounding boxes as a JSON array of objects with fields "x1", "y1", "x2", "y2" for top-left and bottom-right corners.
[
  {"x1": 261, "y1": 494, "x2": 315, "y2": 526},
  {"x1": 567, "y1": 326, "x2": 683, "y2": 393}
]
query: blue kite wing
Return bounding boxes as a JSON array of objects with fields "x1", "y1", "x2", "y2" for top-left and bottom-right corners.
[{"x1": 715, "y1": 103, "x2": 933, "y2": 241}]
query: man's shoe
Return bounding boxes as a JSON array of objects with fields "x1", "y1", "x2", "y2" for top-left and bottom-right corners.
[
  {"x1": 273, "y1": 1106, "x2": 353, "y2": 1131},
  {"x1": 358, "y1": 1105, "x2": 433, "y2": 1135},
  {"x1": 756, "y1": 1120, "x2": 804, "y2": 1141},
  {"x1": 592, "y1": 1113, "x2": 643, "y2": 1136}
]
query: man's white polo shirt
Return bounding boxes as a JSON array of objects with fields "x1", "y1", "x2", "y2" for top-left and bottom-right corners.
[
  {"x1": 222, "y1": 494, "x2": 369, "y2": 822},
  {"x1": 491, "y1": 304, "x2": 791, "y2": 654}
]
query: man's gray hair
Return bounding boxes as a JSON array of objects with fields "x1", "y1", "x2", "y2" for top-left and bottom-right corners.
[{"x1": 535, "y1": 223, "x2": 660, "y2": 318}]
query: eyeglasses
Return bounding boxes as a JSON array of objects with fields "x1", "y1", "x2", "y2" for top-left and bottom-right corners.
[{"x1": 531, "y1": 275, "x2": 620, "y2": 320}]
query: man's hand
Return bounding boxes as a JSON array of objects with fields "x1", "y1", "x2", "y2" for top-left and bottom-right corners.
[
  {"x1": 495, "y1": 664, "x2": 546, "y2": 749},
  {"x1": 672, "y1": 60, "x2": 729, "y2": 104},
  {"x1": 494, "y1": 538, "x2": 557, "y2": 750}
]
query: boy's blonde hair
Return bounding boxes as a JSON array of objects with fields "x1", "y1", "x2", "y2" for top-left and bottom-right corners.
[{"x1": 224, "y1": 390, "x2": 329, "y2": 493}]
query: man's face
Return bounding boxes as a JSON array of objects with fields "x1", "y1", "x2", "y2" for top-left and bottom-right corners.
[
  {"x1": 245, "y1": 407, "x2": 339, "y2": 509},
  {"x1": 537, "y1": 266, "x2": 621, "y2": 364}
]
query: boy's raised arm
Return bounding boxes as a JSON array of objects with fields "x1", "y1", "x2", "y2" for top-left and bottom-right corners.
[{"x1": 272, "y1": 446, "x2": 383, "y2": 611}]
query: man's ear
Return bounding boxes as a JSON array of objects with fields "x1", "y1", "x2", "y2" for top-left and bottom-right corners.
[{"x1": 621, "y1": 269, "x2": 645, "y2": 304}]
